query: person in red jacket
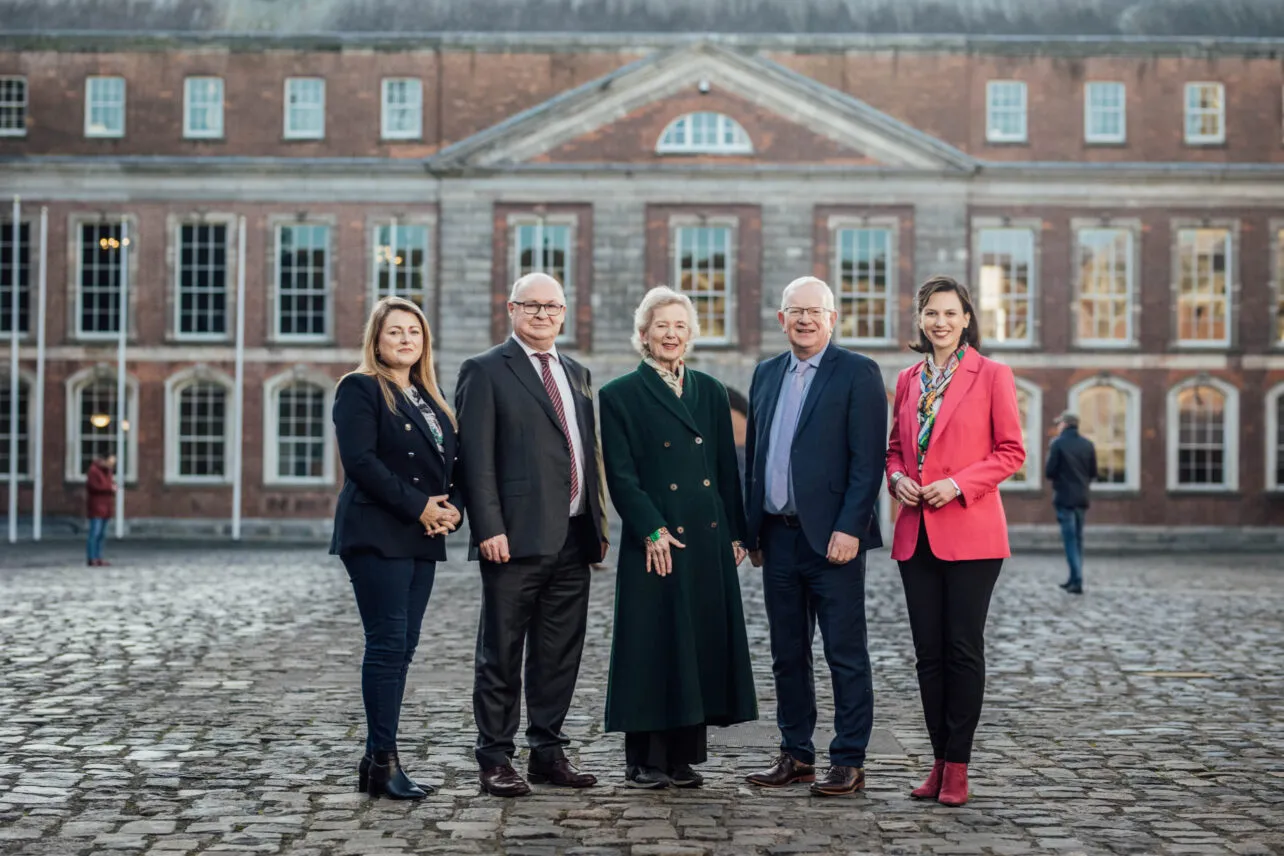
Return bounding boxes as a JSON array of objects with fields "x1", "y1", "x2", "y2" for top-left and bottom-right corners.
[
  {"x1": 85, "y1": 455, "x2": 117, "y2": 567},
  {"x1": 886, "y1": 276, "x2": 1025, "y2": 808}
]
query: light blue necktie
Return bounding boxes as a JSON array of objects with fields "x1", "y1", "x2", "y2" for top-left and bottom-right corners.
[{"x1": 766, "y1": 362, "x2": 812, "y2": 513}]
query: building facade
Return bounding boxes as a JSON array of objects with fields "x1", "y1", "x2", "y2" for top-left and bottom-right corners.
[{"x1": 2, "y1": 1, "x2": 1284, "y2": 541}]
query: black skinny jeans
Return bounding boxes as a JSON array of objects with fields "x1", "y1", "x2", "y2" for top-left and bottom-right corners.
[{"x1": 897, "y1": 518, "x2": 1001, "y2": 764}]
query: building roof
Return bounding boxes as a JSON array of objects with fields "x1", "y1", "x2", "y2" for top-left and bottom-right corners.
[{"x1": 3, "y1": 0, "x2": 1284, "y2": 42}]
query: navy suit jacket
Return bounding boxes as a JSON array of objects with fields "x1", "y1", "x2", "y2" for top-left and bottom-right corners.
[{"x1": 744, "y1": 343, "x2": 887, "y2": 557}]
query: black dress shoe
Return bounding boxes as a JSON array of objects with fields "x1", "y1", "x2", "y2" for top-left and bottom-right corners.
[
  {"x1": 625, "y1": 765, "x2": 670, "y2": 789},
  {"x1": 527, "y1": 758, "x2": 597, "y2": 788},
  {"x1": 367, "y1": 751, "x2": 429, "y2": 800},
  {"x1": 669, "y1": 763, "x2": 703, "y2": 788},
  {"x1": 1065, "y1": 584, "x2": 1084, "y2": 595},
  {"x1": 809, "y1": 765, "x2": 866, "y2": 796},
  {"x1": 359, "y1": 753, "x2": 432, "y2": 794},
  {"x1": 479, "y1": 764, "x2": 532, "y2": 797},
  {"x1": 1059, "y1": 580, "x2": 1072, "y2": 590}
]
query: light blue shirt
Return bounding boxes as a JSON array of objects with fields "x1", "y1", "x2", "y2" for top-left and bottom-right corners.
[{"x1": 764, "y1": 349, "x2": 826, "y2": 515}]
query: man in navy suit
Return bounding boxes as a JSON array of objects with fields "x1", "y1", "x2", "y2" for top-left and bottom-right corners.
[{"x1": 743, "y1": 276, "x2": 887, "y2": 796}]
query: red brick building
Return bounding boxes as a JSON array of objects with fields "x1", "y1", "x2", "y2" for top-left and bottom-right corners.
[{"x1": 2, "y1": 1, "x2": 1283, "y2": 544}]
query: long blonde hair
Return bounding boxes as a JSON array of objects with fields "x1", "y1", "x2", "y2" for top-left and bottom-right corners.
[{"x1": 344, "y1": 296, "x2": 456, "y2": 429}]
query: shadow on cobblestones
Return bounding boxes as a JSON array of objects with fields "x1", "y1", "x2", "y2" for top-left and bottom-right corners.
[{"x1": 1, "y1": 543, "x2": 1281, "y2": 855}]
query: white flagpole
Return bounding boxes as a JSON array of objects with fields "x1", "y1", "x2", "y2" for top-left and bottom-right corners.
[
  {"x1": 231, "y1": 216, "x2": 246, "y2": 540},
  {"x1": 113, "y1": 220, "x2": 128, "y2": 540},
  {"x1": 6, "y1": 196, "x2": 18, "y2": 544},
  {"x1": 33, "y1": 206, "x2": 47, "y2": 541},
  {"x1": 389, "y1": 216, "x2": 398, "y2": 296}
]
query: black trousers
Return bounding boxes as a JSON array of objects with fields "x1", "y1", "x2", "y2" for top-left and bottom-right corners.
[
  {"x1": 625, "y1": 725, "x2": 707, "y2": 771},
  {"x1": 897, "y1": 518, "x2": 1001, "y2": 764},
  {"x1": 473, "y1": 515, "x2": 594, "y2": 770}
]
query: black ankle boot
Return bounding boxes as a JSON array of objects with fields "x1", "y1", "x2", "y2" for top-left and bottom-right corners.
[
  {"x1": 359, "y1": 753, "x2": 433, "y2": 795},
  {"x1": 367, "y1": 751, "x2": 430, "y2": 799}
]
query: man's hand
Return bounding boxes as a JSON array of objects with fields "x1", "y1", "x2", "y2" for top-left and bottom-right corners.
[
  {"x1": 749, "y1": 550, "x2": 763, "y2": 568},
  {"x1": 644, "y1": 530, "x2": 686, "y2": 577},
  {"x1": 480, "y1": 533, "x2": 511, "y2": 563},
  {"x1": 921, "y1": 479, "x2": 961, "y2": 509},
  {"x1": 894, "y1": 476, "x2": 923, "y2": 507},
  {"x1": 826, "y1": 531, "x2": 860, "y2": 565},
  {"x1": 732, "y1": 541, "x2": 747, "y2": 566}
]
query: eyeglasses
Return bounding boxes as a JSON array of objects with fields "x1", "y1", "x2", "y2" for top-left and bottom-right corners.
[
  {"x1": 783, "y1": 306, "x2": 830, "y2": 319},
  {"x1": 512, "y1": 301, "x2": 566, "y2": 317}
]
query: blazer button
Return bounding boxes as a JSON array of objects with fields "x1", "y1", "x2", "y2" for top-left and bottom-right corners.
[
  {"x1": 664, "y1": 441, "x2": 671, "y2": 448},
  {"x1": 412, "y1": 477, "x2": 420, "y2": 483},
  {"x1": 710, "y1": 521, "x2": 718, "y2": 529},
  {"x1": 676, "y1": 526, "x2": 684, "y2": 534},
  {"x1": 694, "y1": 437, "x2": 703, "y2": 444},
  {"x1": 405, "y1": 423, "x2": 412, "y2": 431},
  {"x1": 408, "y1": 451, "x2": 415, "y2": 458},
  {"x1": 702, "y1": 479, "x2": 711, "y2": 487},
  {"x1": 670, "y1": 483, "x2": 678, "y2": 491}
]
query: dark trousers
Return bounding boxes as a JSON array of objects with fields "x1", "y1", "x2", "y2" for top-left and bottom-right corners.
[
  {"x1": 1055, "y1": 505, "x2": 1086, "y2": 587},
  {"x1": 473, "y1": 516, "x2": 593, "y2": 770},
  {"x1": 761, "y1": 516, "x2": 873, "y2": 767},
  {"x1": 341, "y1": 551, "x2": 437, "y2": 754},
  {"x1": 86, "y1": 517, "x2": 108, "y2": 561},
  {"x1": 625, "y1": 725, "x2": 707, "y2": 771},
  {"x1": 897, "y1": 519, "x2": 1001, "y2": 764}
]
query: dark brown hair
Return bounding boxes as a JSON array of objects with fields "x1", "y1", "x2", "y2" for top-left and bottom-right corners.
[{"x1": 908, "y1": 275, "x2": 982, "y2": 355}]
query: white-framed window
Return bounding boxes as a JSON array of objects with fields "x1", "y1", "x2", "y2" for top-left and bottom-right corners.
[
  {"x1": 1266, "y1": 383, "x2": 1284, "y2": 492},
  {"x1": 1175, "y1": 227, "x2": 1232, "y2": 347},
  {"x1": 65, "y1": 368, "x2": 139, "y2": 483},
  {"x1": 0, "y1": 76, "x2": 27, "y2": 137},
  {"x1": 84, "y1": 76, "x2": 126, "y2": 138},
  {"x1": 1075, "y1": 226, "x2": 1135, "y2": 345},
  {"x1": 976, "y1": 226, "x2": 1036, "y2": 346},
  {"x1": 275, "y1": 223, "x2": 329, "y2": 341},
  {"x1": 0, "y1": 373, "x2": 32, "y2": 481},
  {"x1": 76, "y1": 219, "x2": 132, "y2": 339},
  {"x1": 263, "y1": 370, "x2": 335, "y2": 486},
  {"x1": 284, "y1": 77, "x2": 325, "y2": 140},
  {"x1": 373, "y1": 220, "x2": 432, "y2": 310},
  {"x1": 673, "y1": 222, "x2": 734, "y2": 343},
  {"x1": 175, "y1": 221, "x2": 229, "y2": 339},
  {"x1": 1002, "y1": 378, "x2": 1041, "y2": 491},
  {"x1": 511, "y1": 216, "x2": 575, "y2": 345},
  {"x1": 183, "y1": 76, "x2": 224, "y2": 139},
  {"x1": 164, "y1": 367, "x2": 232, "y2": 484},
  {"x1": 0, "y1": 218, "x2": 30, "y2": 334},
  {"x1": 985, "y1": 81, "x2": 1027, "y2": 143},
  {"x1": 657, "y1": 112, "x2": 753, "y2": 155},
  {"x1": 1185, "y1": 82, "x2": 1225, "y2": 145},
  {"x1": 832, "y1": 223, "x2": 895, "y2": 345},
  {"x1": 381, "y1": 78, "x2": 422, "y2": 140},
  {"x1": 1166, "y1": 376, "x2": 1239, "y2": 492},
  {"x1": 1069, "y1": 376, "x2": 1141, "y2": 492},
  {"x1": 1084, "y1": 81, "x2": 1126, "y2": 143}
]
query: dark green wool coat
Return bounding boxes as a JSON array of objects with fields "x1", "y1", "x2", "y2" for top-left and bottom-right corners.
[{"x1": 599, "y1": 364, "x2": 758, "y2": 734}]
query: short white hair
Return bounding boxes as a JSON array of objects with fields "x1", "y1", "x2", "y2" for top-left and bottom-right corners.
[
  {"x1": 779, "y1": 276, "x2": 836, "y2": 312},
  {"x1": 630, "y1": 286, "x2": 701, "y2": 357},
  {"x1": 509, "y1": 271, "x2": 566, "y2": 303}
]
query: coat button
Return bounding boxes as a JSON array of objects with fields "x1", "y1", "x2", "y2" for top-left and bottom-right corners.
[
  {"x1": 702, "y1": 479, "x2": 711, "y2": 487},
  {"x1": 408, "y1": 451, "x2": 415, "y2": 458},
  {"x1": 695, "y1": 437, "x2": 703, "y2": 444},
  {"x1": 412, "y1": 477, "x2": 420, "y2": 483},
  {"x1": 405, "y1": 423, "x2": 412, "y2": 431},
  {"x1": 676, "y1": 526, "x2": 684, "y2": 534},
  {"x1": 670, "y1": 484, "x2": 678, "y2": 491},
  {"x1": 664, "y1": 441, "x2": 671, "y2": 448},
  {"x1": 710, "y1": 521, "x2": 718, "y2": 529}
]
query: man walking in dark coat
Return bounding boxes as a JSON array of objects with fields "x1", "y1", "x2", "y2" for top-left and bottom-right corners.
[{"x1": 1045, "y1": 411, "x2": 1097, "y2": 595}]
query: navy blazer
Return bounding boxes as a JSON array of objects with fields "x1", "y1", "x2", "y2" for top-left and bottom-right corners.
[
  {"x1": 330, "y1": 372, "x2": 461, "y2": 560},
  {"x1": 743, "y1": 343, "x2": 887, "y2": 557}
]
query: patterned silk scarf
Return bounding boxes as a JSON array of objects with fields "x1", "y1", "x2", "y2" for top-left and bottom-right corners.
[
  {"x1": 916, "y1": 344, "x2": 968, "y2": 467},
  {"x1": 644, "y1": 355, "x2": 685, "y2": 398}
]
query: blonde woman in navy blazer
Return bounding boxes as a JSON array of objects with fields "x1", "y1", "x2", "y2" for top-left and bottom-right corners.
[{"x1": 331, "y1": 296, "x2": 462, "y2": 800}]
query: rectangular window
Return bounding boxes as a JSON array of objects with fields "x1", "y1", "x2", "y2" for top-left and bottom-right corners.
[
  {"x1": 1185, "y1": 82, "x2": 1225, "y2": 144},
  {"x1": 833, "y1": 227, "x2": 893, "y2": 343},
  {"x1": 673, "y1": 225, "x2": 733, "y2": 342},
  {"x1": 1084, "y1": 81, "x2": 1126, "y2": 143},
  {"x1": 183, "y1": 77, "x2": 224, "y2": 139},
  {"x1": 177, "y1": 383, "x2": 227, "y2": 479},
  {"x1": 1176, "y1": 388, "x2": 1226, "y2": 486},
  {"x1": 513, "y1": 220, "x2": 574, "y2": 344},
  {"x1": 0, "y1": 220, "x2": 30, "y2": 334},
  {"x1": 977, "y1": 228, "x2": 1035, "y2": 346},
  {"x1": 77, "y1": 222, "x2": 127, "y2": 337},
  {"x1": 176, "y1": 223, "x2": 228, "y2": 338},
  {"x1": 0, "y1": 381, "x2": 29, "y2": 480},
  {"x1": 1076, "y1": 228, "x2": 1133, "y2": 344},
  {"x1": 276, "y1": 224, "x2": 329, "y2": 339},
  {"x1": 0, "y1": 76, "x2": 27, "y2": 137},
  {"x1": 1176, "y1": 228, "x2": 1231, "y2": 345},
  {"x1": 1007, "y1": 386, "x2": 1035, "y2": 485},
  {"x1": 374, "y1": 222, "x2": 431, "y2": 309},
  {"x1": 276, "y1": 384, "x2": 326, "y2": 481},
  {"x1": 85, "y1": 76, "x2": 126, "y2": 138},
  {"x1": 77, "y1": 380, "x2": 130, "y2": 479},
  {"x1": 284, "y1": 77, "x2": 325, "y2": 139},
  {"x1": 986, "y1": 81, "x2": 1027, "y2": 143},
  {"x1": 381, "y1": 78, "x2": 422, "y2": 140}
]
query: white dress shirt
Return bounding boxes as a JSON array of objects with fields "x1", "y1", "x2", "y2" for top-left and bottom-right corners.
[{"x1": 513, "y1": 334, "x2": 587, "y2": 516}]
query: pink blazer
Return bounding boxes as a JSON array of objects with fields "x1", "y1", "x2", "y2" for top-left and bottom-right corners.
[{"x1": 885, "y1": 349, "x2": 1026, "y2": 562}]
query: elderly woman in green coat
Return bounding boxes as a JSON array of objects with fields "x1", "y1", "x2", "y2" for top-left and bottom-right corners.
[{"x1": 599, "y1": 285, "x2": 758, "y2": 789}]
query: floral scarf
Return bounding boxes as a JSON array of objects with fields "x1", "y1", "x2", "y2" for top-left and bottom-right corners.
[
  {"x1": 644, "y1": 355, "x2": 685, "y2": 398},
  {"x1": 916, "y1": 344, "x2": 968, "y2": 467}
]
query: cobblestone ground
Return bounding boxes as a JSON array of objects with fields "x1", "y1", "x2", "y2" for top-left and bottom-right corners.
[{"x1": 1, "y1": 542, "x2": 1282, "y2": 856}]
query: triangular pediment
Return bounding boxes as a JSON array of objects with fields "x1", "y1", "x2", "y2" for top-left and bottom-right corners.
[{"x1": 430, "y1": 43, "x2": 976, "y2": 173}]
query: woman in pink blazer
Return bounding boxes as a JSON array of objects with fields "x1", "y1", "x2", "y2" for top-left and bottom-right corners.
[{"x1": 885, "y1": 275, "x2": 1025, "y2": 807}]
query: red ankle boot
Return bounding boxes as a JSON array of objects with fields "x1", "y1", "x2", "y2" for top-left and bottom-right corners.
[
  {"x1": 937, "y1": 762, "x2": 969, "y2": 806},
  {"x1": 910, "y1": 760, "x2": 945, "y2": 799}
]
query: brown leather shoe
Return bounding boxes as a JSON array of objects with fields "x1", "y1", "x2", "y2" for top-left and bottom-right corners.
[
  {"x1": 809, "y1": 765, "x2": 866, "y2": 796},
  {"x1": 745, "y1": 753, "x2": 816, "y2": 788},
  {"x1": 527, "y1": 757, "x2": 597, "y2": 788},
  {"x1": 479, "y1": 764, "x2": 531, "y2": 797}
]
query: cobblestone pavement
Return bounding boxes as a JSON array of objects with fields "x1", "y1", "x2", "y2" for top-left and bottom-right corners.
[{"x1": 1, "y1": 542, "x2": 1282, "y2": 856}]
